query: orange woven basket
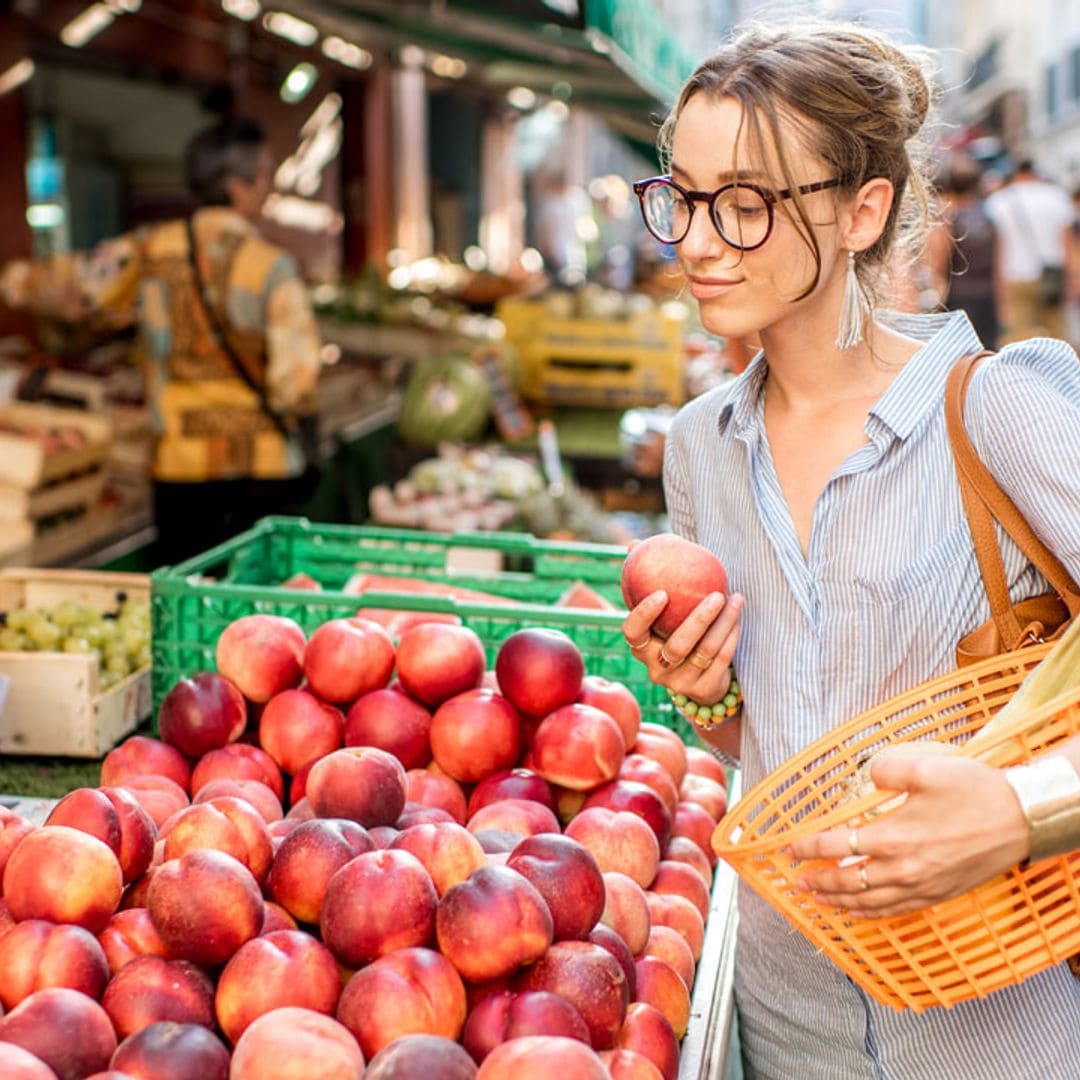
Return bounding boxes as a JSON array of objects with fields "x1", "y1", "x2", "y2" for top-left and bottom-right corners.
[{"x1": 711, "y1": 644, "x2": 1080, "y2": 1012}]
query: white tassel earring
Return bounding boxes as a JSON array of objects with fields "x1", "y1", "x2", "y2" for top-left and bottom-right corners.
[{"x1": 835, "y1": 249, "x2": 865, "y2": 350}]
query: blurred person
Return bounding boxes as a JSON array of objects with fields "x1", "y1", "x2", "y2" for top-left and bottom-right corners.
[
  {"x1": 1067, "y1": 185, "x2": 1080, "y2": 348},
  {"x1": 533, "y1": 168, "x2": 592, "y2": 285},
  {"x1": 927, "y1": 154, "x2": 1000, "y2": 347},
  {"x1": 0, "y1": 117, "x2": 322, "y2": 565},
  {"x1": 984, "y1": 158, "x2": 1077, "y2": 342}
]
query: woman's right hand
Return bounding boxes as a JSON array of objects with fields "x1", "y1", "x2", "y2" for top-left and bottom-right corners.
[{"x1": 622, "y1": 588, "x2": 744, "y2": 704}]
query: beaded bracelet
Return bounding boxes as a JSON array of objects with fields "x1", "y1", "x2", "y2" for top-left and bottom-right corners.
[{"x1": 666, "y1": 672, "x2": 742, "y2": 731}]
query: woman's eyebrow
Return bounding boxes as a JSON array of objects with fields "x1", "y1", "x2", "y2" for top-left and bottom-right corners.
[{"x1": 670, "y1": 160, "x2": 768, "y2": 184}]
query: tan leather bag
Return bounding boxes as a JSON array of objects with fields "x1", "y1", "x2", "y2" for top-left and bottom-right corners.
[{"x1": 945, "y1": 351, "x2": 1080, "y2": 667}]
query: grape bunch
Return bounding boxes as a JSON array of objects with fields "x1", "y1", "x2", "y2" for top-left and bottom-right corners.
[{"x1": 0, "y1": 594, "x2": 151, "y2": 690}]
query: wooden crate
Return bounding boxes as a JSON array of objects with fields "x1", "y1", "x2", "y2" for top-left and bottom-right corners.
[
  {"x1": 0, "y1": 469, "x2": 107, "y2": 523},
  {"x1": 0, "y1": 569, "x2": 151, "y2": 757},
  {"x1": 0, "y1": 401, "x2": 113, "y2": 489}
]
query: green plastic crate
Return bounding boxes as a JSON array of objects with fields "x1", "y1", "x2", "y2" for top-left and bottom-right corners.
[{"x1": 150, "y1": 517, "x2": 693, "y2": 741}]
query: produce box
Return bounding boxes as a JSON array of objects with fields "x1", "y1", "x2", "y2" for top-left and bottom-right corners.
[
  {"x1": 0, "y1": 400, "x2": 113, "y2": 489},
  {"x1": 497, "y1": 296, "x2": 685, "y2": 409},
  {"x1": 0, "y1": 569, "x2": 152, "y2": 757},
  {"x1": 150, "y1": 517, "x2": 692, "y2": 739}
]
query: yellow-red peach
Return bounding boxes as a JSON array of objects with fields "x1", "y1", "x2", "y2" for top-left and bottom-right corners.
[
  {"x1": 600, "y1": 871, "x2": 652, "y2": 956},
  {"x1": 365, "y1": 1033, "x2": 477, "y2": 1079},
  {"x1": 0, "y1": 987, "x2": 116, "y2": 1080},
  {"x1": 306, "y1": 746, "x2": 407, "y2": 827},
  {"x1": 301, "y1": 616, "x2": 395, "y2": 704},
  {"x1": 587, "y1": 923, "x2": 637, "y2": 999},
  {"x1": 229, "y1": 1006, "x2": 364, "y2": 1080},
  {"x1": 214, "y1": 613, "x2": 305, "y2": 704},
  {"x1": 117, "y1": 775, "x2": 190, "y2": 831},
  {"x1": 516, "y1": 940, "x2": 629, "y2": 1050},
  {"x1": 159, "y1": 796, "x2": 272, "y2": 883},
  {"x1": 0, "y1": 807, "x2": 35, "y2": 882},
  {"x1": 618, "y1": 755, "x2": 679, "y2": 817},
  {"x1": 582, "y1": 781, "x2": 672, "y2": 851},
  {"x1": 506, "y1": 833, "x2": 604, "y2": 941},
  {"x1": 660, "y1": 836, "x2": 713, "y2": 889},
  {"x1": 261, "y1": 901, "x2": 298, "y2": 934},
  {"x1": 632, "y1": 955, "x2": 690, "y2": 1039},
  {"x1": 109, "y1": 1020, "x2": 230, "y2": 1080},
  {"x1": 390, "y1": 822, "x2": 487, "y2": 897},
  {"x1": 345, "y1": 687, "x2": 433, "y2": 769},
  {"x1": 683, "y1": 745, "x2": 728, "y2": 787},
  {"x1": 671, "y1": 801, "x2": 718, "y2": 867},
  {"x1": 476, "y1": 1034, "x2": 608, "y2": 1079},
  {"x1": 565, "y1": 806, "x2": 661, "y2": 890},
  {"x1": 215, "y1": 929, "x2": 341, "y2": 1043},
  {"x1": 320, "y1": 848, "x2": 437, "y2": 966},
  {"x1": 191, "y1": 742, "x2": 284, "y2": 802},
  {"x1": 192, "y1": 777, "x2": 282, "y2": 824},
  {"x1": 258, "y1": 689, "x2": 344, "y2": 778},
  {"x1": 679, "y1": 773, "x2": 728, "y2": 821},
  {"x1": 0, "y1": 920, "x2": 109, "y2": 1008},
  {"x1": 466, "y1": 798, "x2": 560, "y2": 839},
  {"x1": 335, "y1": 945, "x2": 466, "y2": 1059},
  {"x1": 599, "y1": 1049, "x2": 665, "y2": 1080},
  {"x1": 614, "y1": 1002, "x2": 680, "y2": 1080},
  {"x1": 0, "y1": 1042, "x2": 59, "y2": 1080},
  {"x1": 147, "y1": 849, "x2": 263, "y2": 966},
  {"x1": 649, "y1": 860, "x2": 711, "y2": 922},
  {"x1": 576, "y1": 675, "x2": 641, "y2": 751},
  {"x1": 97, "y1": 909, "x2": 169, "y2": 975},
  {"x1": 101, "y1": 955, "x2": 215, "y2": 1039},
  {"x1": 630, "y1": 730, "x2": 686, "y2": 789},
  {"x1": 436, "y1": 865, "x2": 553, "y2": 982},
  {"x1": 643, "y1": 924, "x2": 695, "y2": 992},
  {"x1": 644, "y1": 892, "x2": 704, "y2": 964},
  {"x1": 3, "y1": 826, "x2": 123, "y2": 933},
  {"x1": 101, "y1": 736, "x2": 192, "y2": 793},
  {"x1": 467, "y1": 768, "x2": 557, "y2": 818},
  {"x1": 463, "y1": 990, "x2": 590, "y2": 1063},
  {"x1": 267, "y1": 817, "x2": 375, "y2": 925},
  {"x1": 405, "y1": 768, "x2": 468, "y2": 824},
  {"x1": 529, "y1": 704, "x2": 625, "y2": 791},
  {"x1": 429, "y1": 689, "x2": 522, "y2": 785},
  {"x1": 396, "y1": 804, "x2": 456, "y2": 828}
]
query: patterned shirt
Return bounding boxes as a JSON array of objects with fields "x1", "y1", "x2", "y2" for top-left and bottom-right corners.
[
  {"x1": 664, "y1": 310, "x2": 1080, "y2": 1079},
  {"x1": 3, "y1": 207, "x2": 321, "y2": 482}
]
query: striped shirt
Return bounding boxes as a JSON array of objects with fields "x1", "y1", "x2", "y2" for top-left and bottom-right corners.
[{"x1": 664, "y1": 310, "x2": 1080, "y2": 1079}]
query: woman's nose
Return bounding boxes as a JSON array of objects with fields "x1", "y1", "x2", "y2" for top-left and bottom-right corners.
[{"x1": 680, "y1": 205, "x2": 726, "y2": 260}]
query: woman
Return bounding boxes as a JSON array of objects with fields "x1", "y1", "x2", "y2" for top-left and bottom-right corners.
[{"x1": 622, "y1": 21, "x2": 1080, "y2": 1079}]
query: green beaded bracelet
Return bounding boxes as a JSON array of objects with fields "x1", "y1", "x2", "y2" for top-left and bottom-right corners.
[{"x1": 666, "y1": 673, "x2": 742, "y2": 731}]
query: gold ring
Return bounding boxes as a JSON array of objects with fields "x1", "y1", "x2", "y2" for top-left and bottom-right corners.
[
  {"x1": 627, "y1": 636, "x2": 651, "y2": 652},
  {"x1": 657, "y1": 649, "x2": 675, "y2": 669},
  {"x1": 848, "y1": 828, "x2": 860, "y2": 858},
  {"x1": 688, "y1": 650, "x2": 714, "y2": 671}
]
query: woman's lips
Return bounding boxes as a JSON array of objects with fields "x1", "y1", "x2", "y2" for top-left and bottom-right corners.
[{"x1": 687, "y1": 276, "x2": 740, "y2": 300}]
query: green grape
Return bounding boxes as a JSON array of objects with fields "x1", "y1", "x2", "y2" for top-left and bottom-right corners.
[
  {"x1": 63, "y1": 636, "x2": 93, "y2": 654},
  {"x1": 81, "y1": 623, "x2": 106, "y2": 648},
  {"x1": 24, "y1": 613, "x2": 61, "y2": 651},
  {"x1": 0, "y1": 627, "x2": 26, "y2": 651},
  {"x1": 134, "y1": 644, "x2": 151, "y2": 669},
  {"x1": 99, "y1": 670, "x2": 120, "y2": 690},
  {"x1": 6, "y1": 609, "x2": 32, "y2": 632},
  {"x1": 52, "y1": 600, "x2": 83, "y2": 629}
]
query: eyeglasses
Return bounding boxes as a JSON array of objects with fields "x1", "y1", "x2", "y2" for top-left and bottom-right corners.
[{"x1": 633, "y1": 175, "x2": 841, "y2": 250}]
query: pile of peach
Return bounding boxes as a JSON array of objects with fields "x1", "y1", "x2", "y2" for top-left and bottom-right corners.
[{"x1": 0, "y1": 613, "x2": 729, "y2": 1080}]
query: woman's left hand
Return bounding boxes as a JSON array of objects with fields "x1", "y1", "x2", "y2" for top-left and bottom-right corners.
[{"x1": 788, "y1": 748, "x2": 1030, "y2": 917}]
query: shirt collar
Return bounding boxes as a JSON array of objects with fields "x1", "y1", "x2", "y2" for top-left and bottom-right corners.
[{"x1": 715, "y1": 310, "x2": 983, "y2": 442}]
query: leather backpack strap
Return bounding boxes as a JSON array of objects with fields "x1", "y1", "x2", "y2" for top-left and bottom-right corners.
[{"x1": 945, "y1": 353, "x2": 1080, "y2": 646}]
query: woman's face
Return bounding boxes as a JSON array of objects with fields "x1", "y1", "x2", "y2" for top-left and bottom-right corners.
[{"x1": 668, "y1": 94, "x2": 843, "y2": 340}]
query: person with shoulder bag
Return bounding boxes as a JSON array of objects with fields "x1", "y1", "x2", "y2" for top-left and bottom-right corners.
[{"x1": 620, "y1": 19, "x2": 1080, "y2": 1078}]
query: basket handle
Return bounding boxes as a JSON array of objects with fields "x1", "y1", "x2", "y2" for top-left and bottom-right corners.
[{"x1": 944, "y1": 353, "x2": 1080, "y2": 646}]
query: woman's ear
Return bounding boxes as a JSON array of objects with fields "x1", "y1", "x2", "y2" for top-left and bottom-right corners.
[{"x1": 842, "y1": 177, "x2": 895, "y2": 253}]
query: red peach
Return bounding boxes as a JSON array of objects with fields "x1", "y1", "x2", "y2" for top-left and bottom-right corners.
[
  {"x1": 671, "y1": 801, "x2": 719, "y2": 867},
  {"x1": 576, "y1": 675, "x2": 641, "y2": 750},
  {"x1": 258, "y1": 690, "x2": 344, "y2": 777},
  {"x1": 285, "y1": 795, "x2": 314, "y2": 822},
  {"x1": 0, "y1": 1042, "x2": 59, "y2": 1080},
  {"x1": 0, "y1": 920, "x2": 109, "y2": 1009},
  {"x1": 306, "y1": 746, "x2": 407, "y2": 827},
  {"x1": 261, "y1": 901, "x2": 298, "y2": 934},
  {"x1": 190, "y1": 742, "x2": 284, "y2": 802},
  {"x1": 471, "y1": 829, "x2": 522, "y2": 855},
  {"x1": 565, "y1": 806, "x2": 661, "y2": 890},
  {"x1": 620, "y1": 534, "x2": 728, "y2": 639},
  {"x1": 159, "y1": 796, "x2": 272, "y2": 883},
  {"x1": 365, "y1": 1033, "x2": 477, "y2": 1079},
  {"x1": 582, "y1": 781, "x2": 672, "y2": 850},
  {"x1": 649, "y1": 860, "x2": 711, "y2": 921},
  {"x1": 345, "y1": 688, "x2": 432, "y2": 769},
  {"x1": 630, "y1": 730, "x2": 687, "y2": 790},
  {"x1": 101, "y1": 955, "x2": 215, "y2": 1039},
  {"x1": 614, "y1": 1002, "x2": 680, "y2": 1080},
  {"x1": 97, "y1": 909, "x2": 168, "y2": 975},
  {"x1": 397, "y1": 804, "x2": 455, "y2": 828},
  {"x1": 117, "y1": 775, "x2": 189, "y2": 831},
  {"x1": 147, "y1": 849, "x2": 263, "y2": 966},
  {"x1": 302, "y1": 617, "x2": 395, "y2": 704},
  {"x1": 0, "y1": 987, "x2": 116, "y2": 1080},
  {"x1": 633, "y1": 955, "x2": 690, "y2": 1039},
  {"x1": 335, "y1": 945, "x2": 466, "y2": 1059},
  {"x1": 516, "y1": 940, "x2": 629, "y2": 1049},
  {"x1": 529, "y1": 704, "x2": 625, "y2": 791},
  {"x1": 618, "y1": 754, "x2": 680, "y2": 817},
  {"x1": 476, "y1": 1034, "x2": 608, "y2": 1078},
  {"x1": 599, "y1": 1049, "x2": 665, "y2": 1080},
  {"x1": 0, "y1": 807, "x2": 35, "y2": 881},
  {"x1": 466, "y1": 798, "x2": 561, "y2": 839},
  {"x1": 395, "y1": 623, "x2": 487, "y2": 707},
  {"x1": 436, "y1": 864, "x2": 553, "y2": 982},
  {"x1": 463, "y1": 990, "x2": 590, "y2": 1063},
  {"x1": 320, "y1": 848, "x2": 437, "y2": 966},
  {"x1": 193, "y1": 778, "x2": 282, "y2": 824},
  {"x1": 643, "y1": 925, "x2": 695, "y2": 992},
  {"x1": 101, "y1": 736, "x2": 192, "y2": 793},
  {"x1": 158, "y1": 673, "x2": 247, "y2": 758},
  {"x1": 429, "y1": 689, "x2": 522, "y2": 784},
  {"x1": 467, "y1": 768, "x2": 557, "y2": 819},
  {"x1": 109, "y1": 1021, "x2": 229, "y2": 1080},
  {"x1": 553, "y1": 784, "x2": 588, "y2": 824},
  {"x1": 644, "y1": 892, "x2": 705, "y2": 964},
  {"x1": 390, "y1": 822, "x2": 487, "y2": 896},
  {"x1": 3, "y1": 826, "x2": 123, "y2": 933},
  {"x1": 600, "y1": 871, "x2": 652, "y2": 956},
  {"x1": 660, "y1": 836, "x2": 713, "y2": 889},
  {"x1": 229, "y1": 1006, "x2": 364, "y2": 1080},
  {"x1": 494, "y1": 628, "x2": 585, "y2": 718},
  {"x1": 214, "y1": 929, "x2": 341, "y2": 1043},
  {"x1": 679, "y1": 773, "x2": 728, "y2": 821},
  {"x1": 215, "y1": 614, "x2": 305, "y2": 703},
  {"x1": 587, "y1": 923, "x2": 637, "y2": 999},
  {"x1": 268, "y1": 818, "x2": 374, "y2": 925},
  {"x1": 368, "y1": 825, "x2": 399, "y2": 848},
  {"x1": 405, "y1": 769, "x2": 468, "y2": 824},
  {"x1": 506, "y1": 833, "x2": 605, "y2": 941},
  {"x1": 683, "y1": 745, "x2": 728, "y2": 787}
]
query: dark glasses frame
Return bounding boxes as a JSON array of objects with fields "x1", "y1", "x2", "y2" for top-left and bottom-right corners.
[{"x1": 632, "y1": 175, "x2": 842, "y2": 250}]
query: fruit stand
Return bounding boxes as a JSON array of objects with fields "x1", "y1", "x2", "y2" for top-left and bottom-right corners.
[{"x1": 0, "y1": 518, "x2": 744, "y2": 1078}]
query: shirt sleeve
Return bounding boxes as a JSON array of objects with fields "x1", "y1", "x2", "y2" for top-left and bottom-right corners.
[
  {"x1": 662, "y1": 415, "x2": 698, "y2": 541},
  {"x1": 262, "y1": 255, "x2": 322, "y2": 416},
  {"x1": 964, "y1": 340, "x2": 1080, "y2": 584}
]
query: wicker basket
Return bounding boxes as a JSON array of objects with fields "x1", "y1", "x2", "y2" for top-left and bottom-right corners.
[{"x1": 711, "y1": 644, "x2": 1080, "y2": 1012}]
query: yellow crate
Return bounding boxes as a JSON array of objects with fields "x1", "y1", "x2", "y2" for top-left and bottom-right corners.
[{"x1": 498, "y1": 298, "x2": 685, "y2": 409}]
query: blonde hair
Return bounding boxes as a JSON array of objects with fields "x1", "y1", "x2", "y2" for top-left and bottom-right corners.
[{"x1": 657, "y1": 21, "x2": 937, "y2": 302}]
